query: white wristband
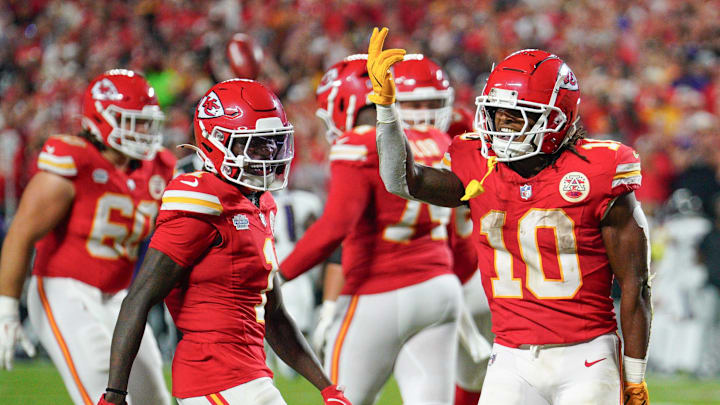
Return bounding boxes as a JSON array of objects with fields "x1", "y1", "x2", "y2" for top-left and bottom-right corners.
[
  {"x1": 0, "y1": 295, "x2": 20, "y2": 319},
  {"x1": 623, "y1": 355, "x2": 647, "y2": 384},
  {"x1": 376, "y1": 104, "x2": 398, "y2": 124}
]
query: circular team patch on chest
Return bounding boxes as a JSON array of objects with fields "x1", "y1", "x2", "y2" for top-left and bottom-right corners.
[
  {"x1": 559, "y1": 171, "x2": 590, "y2": 203},
  {"x1": 148, "y1": 174, "x2": 166, "y2": 200}
]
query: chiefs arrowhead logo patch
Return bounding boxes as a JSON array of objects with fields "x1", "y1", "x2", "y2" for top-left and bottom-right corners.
[
  {"x1": 198, "y1": 91, "x2": 225, "y2": 118},
  {"x1": 91, "y1": 78, "x2": 122, "y2": 101},
  {"x1": 559, "y1": 65, "x2": 579, "y2": 91}
]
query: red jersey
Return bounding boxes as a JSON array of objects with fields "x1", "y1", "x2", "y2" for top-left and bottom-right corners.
[
  {"x1": 32, "y1": 135, "x2": 175, "y2": 293},
  {"x1": 149, "y1": 171, "x2": 277, "y2": 398},
  {"x1": 281, "y1": 125, "x2": 453, "y2": 295},
  {"x1": 446, "y1": 137, "x2": 642, "y2": 347}
]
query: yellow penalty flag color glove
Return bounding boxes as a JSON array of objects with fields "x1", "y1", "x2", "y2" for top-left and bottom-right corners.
[
  {"x1": 367, "y1": 27, "x2": 406, "y2": 105},
  {"x1": 623, "y1": 381, "x2": 649, "y2": 405}
]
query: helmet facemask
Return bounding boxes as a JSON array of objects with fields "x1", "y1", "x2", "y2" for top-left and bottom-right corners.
[
  {"x1": 315, "y1": 85, "x2": 361, "y2": 143},
  {"x1": 100, "y1": 103, "x2": 165, "y2": 160},
  {"x1": 396, "y1": 87, "x2": 454, "y2": 132},
  {"x1": 206, "y1": 117, "x2": 294, "y2": 191},
  {"x1": 475, "y1": 87, "x2": 567, "y2": 162}
]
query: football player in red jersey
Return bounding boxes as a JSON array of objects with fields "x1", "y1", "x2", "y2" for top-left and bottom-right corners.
[
  {"x1": 394, "y1": 54, "x2": 494, "y2": 405},
  {"x1": 369, "y1": 28, "x2": 651, "y2": 405},
  {"x1": 281, "y1": 53, "x2": 463, "y2": 405},
  {"x1": 0, "y1": 70, "x2": 173, "y2": 405},
  {"x1": 96, "y1": 79, "x2": 350, "y2": 405}
]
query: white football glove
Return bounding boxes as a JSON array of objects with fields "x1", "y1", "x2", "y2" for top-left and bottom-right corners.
[
  {"x1": 311, "y1": 300, "x2": 337, "y2": 359},
  {"x1": 0, "y1": 295, "x2": 36, "y2": 370}
]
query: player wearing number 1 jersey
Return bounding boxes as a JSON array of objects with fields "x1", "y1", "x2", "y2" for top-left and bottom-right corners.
[
  {"x1": 369, "y1": 27, "x2": 651, "y2": 405},
  {"x1": 0, "y1": 70, "x2": 173, "y2": 405},
  {"x1": 280, "y1": 55, "x2": 461, "y2": 405},
  {"x1": 97, "y1": 79, "x2": 350, "y2": 405}
]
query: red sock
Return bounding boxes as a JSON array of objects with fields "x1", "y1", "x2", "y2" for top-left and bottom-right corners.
[{"x1": 455, "y1": 385, "x2": 481, "y2": 405}]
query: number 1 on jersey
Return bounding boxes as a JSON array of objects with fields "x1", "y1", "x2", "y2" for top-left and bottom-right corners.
[{"x1": 256, "y1": 238, "x2": 279, "y2": 323}]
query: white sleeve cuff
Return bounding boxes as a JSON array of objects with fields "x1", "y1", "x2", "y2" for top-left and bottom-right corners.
[{"x1": 376, "y1": 104, "x2": 398, "y2": 124}]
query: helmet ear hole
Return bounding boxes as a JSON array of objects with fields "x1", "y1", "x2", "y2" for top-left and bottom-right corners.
[{"x1": 338, "y1": 98, "x2": 345, "y2": 112}]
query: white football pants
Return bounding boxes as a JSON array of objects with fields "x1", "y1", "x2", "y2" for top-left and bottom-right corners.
[
  {"x1": 324, "y1": 274, "x2": 462, "y2": 405},
  {"x1": 479, "y1": 333, "x2": 623, "y2": 405},
  {"x1": 456, "y1": 271, "x2": 493, "y2": 392},
  {"x1": 177, "y1": 377, "x2": 286, "y2": 405},
  {"x1": 27, "y1": 276, "x2": 169, "y2": 405}
]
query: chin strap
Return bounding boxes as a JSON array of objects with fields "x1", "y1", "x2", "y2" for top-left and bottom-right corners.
[
  {"x1": 177, "y1": 144, "x2": 217, "y2": 174},
  {"x1": 461, "y1": 156, "x2": 497, "y2": 201}
]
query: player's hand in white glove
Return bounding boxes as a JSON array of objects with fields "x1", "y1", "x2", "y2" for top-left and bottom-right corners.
[
  {"x1": 311, "y1": 300, "x2": 337, "y2": 359},
  {"x1": 0, "y1": 295, "x2": 36, "y2": 370}
]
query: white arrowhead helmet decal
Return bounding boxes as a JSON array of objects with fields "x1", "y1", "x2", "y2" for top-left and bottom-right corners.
[
  {"x1": 91, "y1": 78, "x2": 122, "y2": 101},
  {"x1": 198, "y1": 91, "x2": 225, "y2": 118}
]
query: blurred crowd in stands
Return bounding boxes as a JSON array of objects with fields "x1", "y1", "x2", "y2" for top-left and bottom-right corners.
[{"x1": 1, "y1": 0, "x2": 719, "y2": 376}]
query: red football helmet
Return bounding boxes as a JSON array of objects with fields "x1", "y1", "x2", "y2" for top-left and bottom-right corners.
[
  {"x1": 81, "y1": 69, "x2": 165, "y2": 160},
  {"x1": 474, "y1": 49, "x2": 581, "y2": 161},
  {"x1": 393, "y1": 54, "x2": 454, "y2": 132},
  {"x1": 227, "y1": 33, "x2": 264, "y2": 80},
  {"x1": 192, "y1": 79, "x2": 294, "y2": 191},
  {"x1": 315, "y1": 54, "x2": 373, "y2": 141}
]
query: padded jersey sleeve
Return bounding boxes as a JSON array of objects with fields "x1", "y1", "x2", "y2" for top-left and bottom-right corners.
[
  {"x1": 149, "y1": 173, "x2": 223, "y2": 267},
  {"x1": 36, "y1": 135, "x2": 88, "y2": 178},
  {"x1": 149, "y1": 215, "x2": 218, "y2": 268},
  {"x1": 280, "y1": 161, "x2": 373, "y2": 280},
  {"x1": 596, "y1": 143, "x2": 642, "y2": 220}
]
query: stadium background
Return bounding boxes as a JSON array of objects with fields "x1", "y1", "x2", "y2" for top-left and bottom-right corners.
[{"x1": 0, "y1": 0, "x2": 719, "y2": 403}]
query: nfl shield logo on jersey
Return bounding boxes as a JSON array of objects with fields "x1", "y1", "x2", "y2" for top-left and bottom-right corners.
[
  {"x1": 233, "y1": 214, "x2": 250, "y2": 230},
  {"x1": 520, "y1": 184, "x2": 532, "y2": 200}
]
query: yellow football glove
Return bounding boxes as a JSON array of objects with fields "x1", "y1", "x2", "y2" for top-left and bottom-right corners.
[
  {"x1": 367, "y1": 27, "x2": 406, "y2": 105},
  {"x1": 624, "y1": 381, "x2": 649, "y2": 405}
]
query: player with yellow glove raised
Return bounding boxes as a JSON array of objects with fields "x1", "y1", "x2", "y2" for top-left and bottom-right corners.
[{"x1": 367, "y1": 27, "x2": 406, "y2": 105}]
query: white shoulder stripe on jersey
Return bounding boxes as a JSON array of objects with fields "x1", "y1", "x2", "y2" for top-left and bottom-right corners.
[
  {"x1": 616, "y1": 162, "x2": 641, "y2": 174},
  {"x1": 161, "y1": 189, "x2": 222, "y2": 215},
  {"x1": 612, "y1": 176, "x2": 642, "y2": 188},
  {"x1": 160, "y1": 202, "x2": 222, "y2": 215},
  {"x1": 329, "y1": 144, "x2": 368, "y2": 162},
  {"x1": 37, "y1": 152, "x2": 77, "y2": 176},
  {"x1": 163, "y1": 189, "x2": 221, "y2": 204}
]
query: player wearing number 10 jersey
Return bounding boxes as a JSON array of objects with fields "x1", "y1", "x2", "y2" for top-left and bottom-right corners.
[
  {"x1": 280, "y1": 55, "x2": 462, "y2": 405},
  {"x1": 0, "y1": 70, "x2": 172, "y2": 405},
  {"x1": 370, "y1": 27, "x2": 651, "y2": 405}
]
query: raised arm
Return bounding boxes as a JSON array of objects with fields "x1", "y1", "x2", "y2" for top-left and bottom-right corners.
[
  {"x1": 367, "y1": 27, "x2": 464, "y2": 207},
  {"x1": 600, "y1": 192, "x2": 651, "y2": 403},
  {"x1": 102, "y1": 248, "x2": 190, "y2": 404}
]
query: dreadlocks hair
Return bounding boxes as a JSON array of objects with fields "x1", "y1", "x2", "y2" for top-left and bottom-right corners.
[
  {"x1": 564, "y1": 125, "x2": 589, "y2": 163},
  {"x1": 77, "y1": 129, "x2": 141, "y2": 170},
  {"x1": 547, "y1": 124, "x2": 589, "y2": 169},
  {"x1": 78, "y1": 129, "x2": 107, "y2": 152}
]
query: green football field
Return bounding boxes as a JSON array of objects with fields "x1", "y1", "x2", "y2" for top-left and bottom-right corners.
[{"x1": 1, "y1": 360, "x2": 719, "y2": 404}]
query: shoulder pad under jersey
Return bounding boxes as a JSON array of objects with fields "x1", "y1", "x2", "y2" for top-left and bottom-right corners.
[
  {"x1": 160, "y1": 172, "x2": 223, "y2": 216},
  {"x1": 36, "y1": 135, "x2": 89, "y2": 178},
  {"x1": 329, "y1": 125, "x2": 377, "y2": 165},
  {"x1": 577, "y1": 139, "x2": 642, "y2": 194}
]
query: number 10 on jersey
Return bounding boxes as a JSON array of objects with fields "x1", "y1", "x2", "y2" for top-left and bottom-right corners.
[{"x1": 481, "y1": 208, "x2": 582, "y2": 300}]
